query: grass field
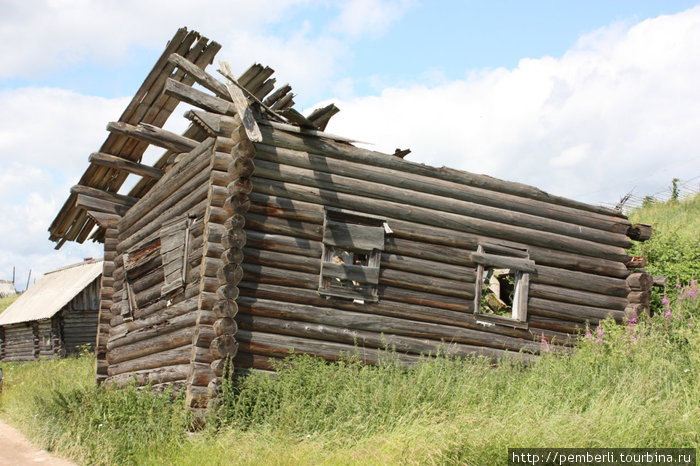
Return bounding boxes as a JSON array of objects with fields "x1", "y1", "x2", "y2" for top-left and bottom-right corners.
[
  {"x1": 0, "y1": 294, "x2": 19, "y2": 315},
  {"x1": 1, "y1": 286, "x2": 698, "y2": 465},
  {"x1": 0, "y1": 196, "x2": 697, "y2": 464}
]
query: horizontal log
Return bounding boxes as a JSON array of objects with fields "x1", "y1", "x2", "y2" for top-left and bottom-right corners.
[
  {"x1": 76, "y1": 193, "x2": 130, "y2": 217},
  {"x1": 252, "y1": 157, "x2": 632, "y2": 248},
  {"x1": 237, "y1": 314, "x2": 539, "y2": 359},
  {"x1": 106, "y1": 121, "x2": 199, "y2": 153},
  {"x1": 240, "y1": 262, "x2": 475, "y2": 305},
  {"x1": 236, "y1": 282, "x2": 560, "y2": 348},
  {"x1": 107, "y1": 344, "x2": 192, "y2": 376},
  {"x1": 627, "y1": 223, "x2": 652, "y2": 242},
  {"x1": 528, "y1": 297, "x2": 625, "y2": 324},
  {"x1": 254, "y1": 144, "x2": 629, "y2": 234},
  {"x1": 533, "y1": 265, "x2": 629, "y2": 298},
  {"x1": 237, "y1": 298, "x2": 541, "y2": 353},
  {"x1": 248, "y1": 196, "x2": 631, "y2": 279},
  {"x1": 89, "y1": 152, "x2": 164, "y2": 179},
  {"x1": 107, "y1": 326, "x2": 195, "y2": 364},
  {"x1": 108, "y1": 363, "x2": 190, "y2": 388},
  {"x1": 529, "y1": 283, "x2": 628, "y2": 310},
  {"x1": 119, "y1": 153, "x2": 209, "y2": 241},
  {"x1": 108, "y1": 308, "x2": 211, "y2": 350},
  {"x1": 232, "y1": 352, "x2": 280, "y2": 372},
  {"x1": 256, "y1": 125, "x2": 626, "y2": 218},
  {"x1": 251, "y1": 176, "x2": 629, "y2": 263}
]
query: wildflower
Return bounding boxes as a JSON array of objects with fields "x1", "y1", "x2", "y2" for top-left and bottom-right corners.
[
  {"x1": 684, "y1": 369, "x2": 690, "y2": 373},
  {"x1": 628, "y1": 316, "x2": 638, "y2": 324},
  {"x1": 585, "y1": 332, "x2": 593, "y2": 341},
  {"x1": 540, "y1": 334, "x2": 551, "y2": 353},
  {"x1": 596, "y1": 326, "x2": 604, "y2": 344},
  {"x1": 662, "y1": 297, "x2": 670, "y2": 305},
  {"x1": 665, "y1": 310, "x2": 673, "y2": 318}
]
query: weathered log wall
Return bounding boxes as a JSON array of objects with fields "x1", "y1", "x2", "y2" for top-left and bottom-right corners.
[
  {"x1": 104, "y1": 138, "x2": 216, "y2": 390},
  {"x1": 62, "y1": 277, "x2": 101, "y2": 354},
  {"x1": 203, "y1": 119, "x2": 641, "y2": 371},
  {"x1": 1, "y1": 323, "x2": 36, "y2": 361}
]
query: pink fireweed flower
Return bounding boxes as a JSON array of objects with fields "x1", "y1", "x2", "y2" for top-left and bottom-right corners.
[
  {"x1": 665, "y1": 310, "x2": 673, "y2": 318},
  {"x1": 628, "y1": 316, "x2": 638, "y2": 324},
  {"x1": 662, "y1": 297, "x2": 670, "y2": 305},
  {"x1": 585, "y1": 332, "x2": 593, "y2": 341},
  {"x1": 540, "y1": 334, "x2": 551, "y2": 353}
]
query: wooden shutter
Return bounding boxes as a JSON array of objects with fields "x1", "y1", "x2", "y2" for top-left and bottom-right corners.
[
  {"x1": 160, "y1": 217, "x2": 190, "y2": 297},
  {"x1": 319, "y1": 214, "x2": 385, "y2": 302}
]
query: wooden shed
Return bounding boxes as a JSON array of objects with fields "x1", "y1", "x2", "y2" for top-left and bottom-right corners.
[
  {"x1": 0, "y1": 280, "x2": 16, "y2": 298},
  {"x1": 0, "y1": 259, "x2": 102, "y2": 362},
  {"x1": 47, "y1": 28, "x2": 652, "y2": 410}
]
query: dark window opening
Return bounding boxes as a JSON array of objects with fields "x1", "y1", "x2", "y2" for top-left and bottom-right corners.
[{"x1": 319, "y1": 210, "x2": 387, "y2": 303}]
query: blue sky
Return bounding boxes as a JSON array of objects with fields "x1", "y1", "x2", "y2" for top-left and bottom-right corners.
[{"x1": 1, "y1": 0, "x2": 699, "y2": 286}]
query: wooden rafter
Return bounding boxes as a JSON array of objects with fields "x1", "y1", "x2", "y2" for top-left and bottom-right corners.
[{"x1": 88, "y1": 152, "x2": 163, "y2": 180}]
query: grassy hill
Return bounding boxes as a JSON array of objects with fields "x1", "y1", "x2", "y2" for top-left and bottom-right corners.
[{"x1": 628, "y1": 193, "x2": 700, "y2": 308}]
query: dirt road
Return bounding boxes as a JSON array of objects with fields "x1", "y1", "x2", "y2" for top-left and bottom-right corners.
[{"x1": 0, "y1": 419, "x2": 75, "y2": 465}]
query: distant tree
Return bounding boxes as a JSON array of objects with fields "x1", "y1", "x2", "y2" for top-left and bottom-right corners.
[
  {"x1": 642, "y1": 195, "x2": 656, "y2": 208},
  {"x1": 671, "y1": 178, "x2": 681, "y2": 202}
]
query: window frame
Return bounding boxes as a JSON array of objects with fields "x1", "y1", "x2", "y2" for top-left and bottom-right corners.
[
  {"x1": 473, "y1": 243, "x2": 534, "y2": 329},
  {"x1": 318, "y1": 210, "x2": 386, "y2": 303}
]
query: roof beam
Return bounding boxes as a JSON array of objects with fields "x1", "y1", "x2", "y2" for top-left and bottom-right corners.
[
  {"x1": 163, "y1": 78, "x2": 235, "y2": 116},
  {"x1": 106, "y1": 122, "x2": 199, "y2": 153},
  {"x1": 167, "y1": 53, "x2": 230, "y2": 99},
  {"x1": 217, "y1": 61, "x2": 263, "y2": 142},
  {"x1": 88, "y1": 152, "x2": 163, "y2": 180},
  {"x1": 75, "y1": 194, "x2": 131, "y2": 217},
  {"x1": 70, "y1": 184, "x2": 139, "y2": 206},
  {"x1": 86, "y1": 211, "x2": 122, "y2": 229}
]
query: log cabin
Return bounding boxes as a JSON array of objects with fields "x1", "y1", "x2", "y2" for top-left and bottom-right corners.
[
  {"x1": 47, "y1": 28, "x2": 653, "y2": 411},
  {"x1": 0, "y1": 259, "x2": 102, "y2": 361}
]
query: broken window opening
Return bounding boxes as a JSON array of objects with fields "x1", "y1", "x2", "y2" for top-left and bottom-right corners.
[
  {"x1": 473, "y1": 243, "x2": 532, "y2": 328},
  {"x1": 319, "y1": 210, "x2": 385, "y2": 303}
]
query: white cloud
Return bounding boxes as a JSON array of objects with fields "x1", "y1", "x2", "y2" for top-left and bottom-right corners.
[
  {"x1": 0, "y1": 0, "x2": 415, "y2": 286},
  {"x1": 330, "y1": 0, "x2": 415, "y2": 39},
  {"x1": 0, "y1": 87, "x2": 126, "y2": 284},
  {"x1": 327, "y1": 6, "x2": 700, "y2": 205}
]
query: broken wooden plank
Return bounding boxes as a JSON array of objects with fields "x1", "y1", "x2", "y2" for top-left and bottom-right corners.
[
  {"x1": 217, "y1": 62, "x2": 262, "y2": 142},
  {"x1": 70, "y1": 184, "x2": 139, "y2": 207},
  {"x1": 86, "y1": 211, "x2": 122, "y2": 229},
  {"x1": 163, "y1": 78, "x2": 235, "y2": 116},
  {"x1": 307, "y1": 103, "x2": 340, "y2": 131},
  {"x1": 76, "y1": 194, "x2": 131, "y2": 217},
  {"x1": 106, "y1": 122, "x2": 199, "y2": 153},
  {"x1": 167, "y1": 53, "x2": 230, "y2": 99},
  {"x1": 88, "y1": 152, "x2": 163, "y2": 180}
]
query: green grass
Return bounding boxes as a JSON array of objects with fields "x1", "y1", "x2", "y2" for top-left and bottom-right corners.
[
  {"x1": 0, "y1": 294, "x2": 19, "y2": 314},
  {"x1": 629, "y1": 193, "x2": 700, "y2": 287},
  {"x1": 1, "y1": 287, "x2": 698, "y2": 464}
]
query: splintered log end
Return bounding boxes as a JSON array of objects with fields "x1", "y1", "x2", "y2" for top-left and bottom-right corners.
[{"x1": 627, "y1": 223, "x2": 652, "y2": 241}]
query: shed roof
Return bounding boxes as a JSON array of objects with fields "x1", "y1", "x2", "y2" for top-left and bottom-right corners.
[
  {"x1": 0, "y1": 259, "x2": 103, "y2": 326},
  {"x1": 0, "y1": 280, "x2": 16, "y2": 298}
]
